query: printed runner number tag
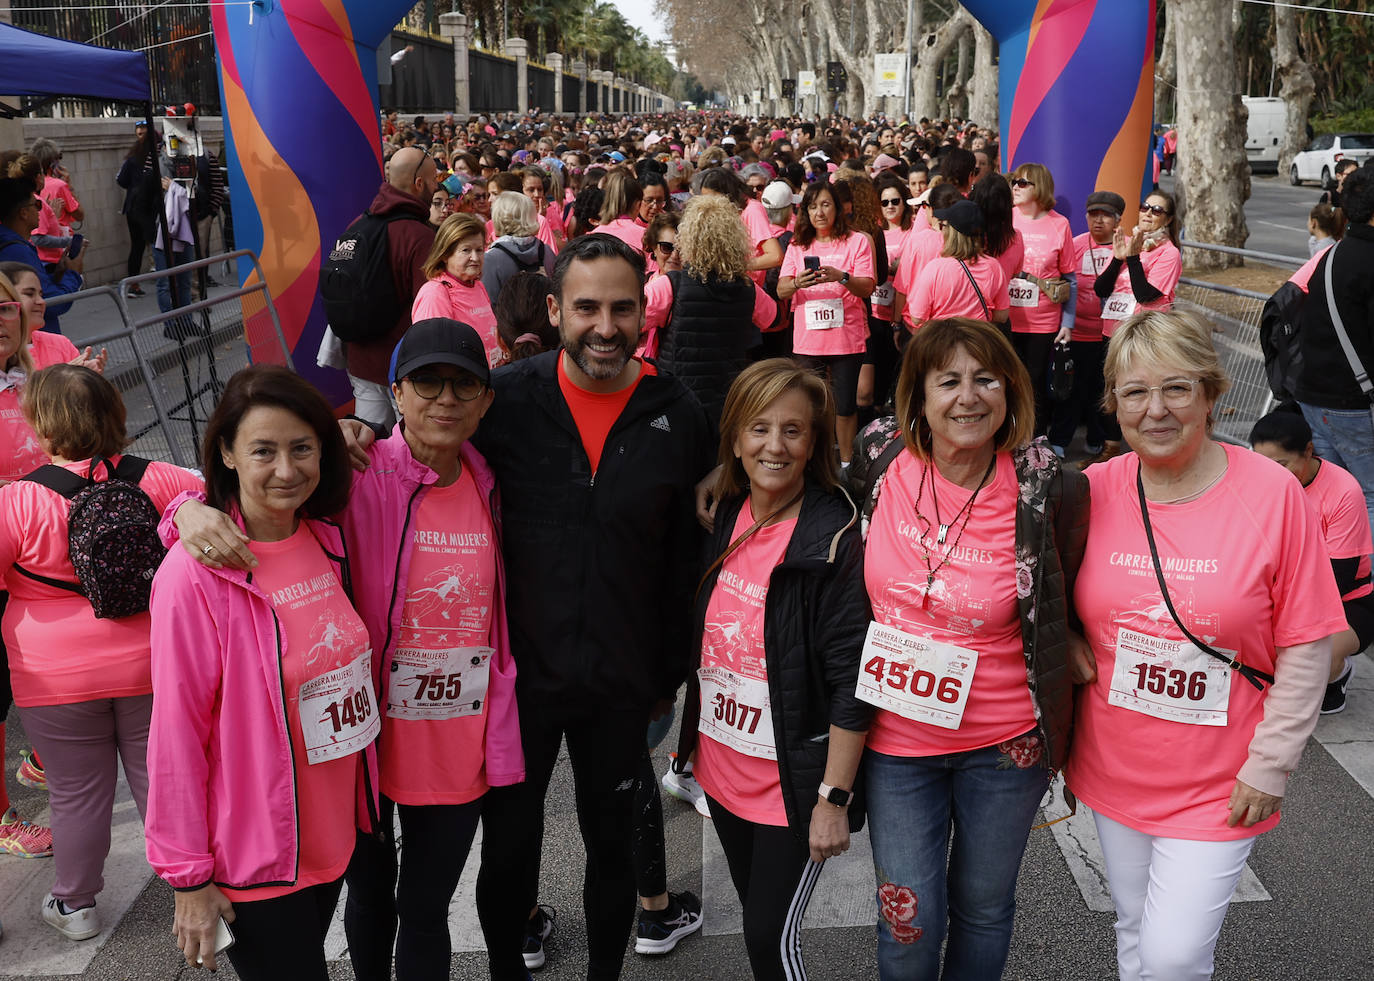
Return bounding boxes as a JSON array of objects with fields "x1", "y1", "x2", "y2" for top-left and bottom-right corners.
[
  {"x1": 697, "y1": 664, "x2": 776, "y2": 760},
  {"x1": 1009, "y1": 278, "x2": 1040, "y2": 308},
  {"x1": 1108, "y1": 626, "x2": 1232, "y2": 726},
  {"x1": 1102, "y1": 291, "x2": 1137, "y2": 320},
  {"x1": 805, "y1": 296, "x2": 843, "y2": 330},
  {"x1": 871, "y1": 283, "x2": 896, "y2": 309},
  {"x1": 387, "y1": 646, "x2": 493, "y2": 721},
  {"x1": 1082, "y1": 249, "x2": 1110, "y2": 276},
  {"x1": 854, "y1": 621, "x2": 978, "y2": 730},
  {"x1": 300, "y1": 650, "x2": 380, "y2": 765}
]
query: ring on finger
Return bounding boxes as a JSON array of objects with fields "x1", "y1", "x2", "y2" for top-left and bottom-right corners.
[{"x1": 201, "y1": 544, "x2": 215, "y2": 555}]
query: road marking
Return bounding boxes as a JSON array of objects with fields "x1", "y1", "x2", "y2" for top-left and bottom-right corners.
[
  {"x1": 1042, "y1": 780, "x2": 1271, "y2": 913},
  {"x1": 1313, "y1": 653, "x2": 1374, "y2": 796},
  {"x1": 0, "y1": 778, "x2": 152, "y2": 977},
  {"x1": 1255, "y1": 219, "x2": 1307, "y2": 234},
  {"x1": 701, "y1": 820, "x2": 875, "y2": 935}
]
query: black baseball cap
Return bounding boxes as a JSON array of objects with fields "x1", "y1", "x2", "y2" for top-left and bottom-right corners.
[
  {"x1": 390, "y1": 318, "x2": 491, "y2": 387},
  {"x1": 932, "y1": 198, "x2": 985, "y2": 236},
  {"x1": 1085, "y1": 191, "x2": 1126, "y2": 217}
]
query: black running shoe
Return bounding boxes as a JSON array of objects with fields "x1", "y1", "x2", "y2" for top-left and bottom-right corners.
[
  {"x1": 522, "y1": 903, "x2": 556, "y2": 970},
  {"x1": 634, "y1": 890, "x2": 703, "y2": 955},
  {"x1": 1321, "y1": 658, "x2": 1354, "y2": 715}
]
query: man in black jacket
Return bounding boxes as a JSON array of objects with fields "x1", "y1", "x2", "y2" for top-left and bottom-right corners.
[
  {"x1": 469, "y1": 235, "x2": 712, "y2": 980},
  {"x1": 1296, "y1": 164, "x2": 1374, "y2": 543}
]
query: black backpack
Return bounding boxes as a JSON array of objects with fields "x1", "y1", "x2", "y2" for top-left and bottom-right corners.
[
  {"x1": 1259, "y1": 280, "x2": 1307, "y2": 402},
  {"x1": 320, "y1": 211, "x2": 414, "y2": 343},
  {"x1": 14, "y1": 456, "x2": 166, "y2": 620}
]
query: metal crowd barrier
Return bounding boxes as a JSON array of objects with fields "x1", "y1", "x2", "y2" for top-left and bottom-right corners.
[{"x1": 47, "y1": 250, "x2": 291, "y2": 469}]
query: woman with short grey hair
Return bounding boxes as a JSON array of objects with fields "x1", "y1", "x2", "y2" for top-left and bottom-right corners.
[{"x1": 482, "y1": 192, "x2": 553, "y2": 302}]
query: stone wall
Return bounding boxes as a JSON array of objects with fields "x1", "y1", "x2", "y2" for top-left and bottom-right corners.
[{"x1": 13, "y1": 117, "x2": 225, "y2": 286}]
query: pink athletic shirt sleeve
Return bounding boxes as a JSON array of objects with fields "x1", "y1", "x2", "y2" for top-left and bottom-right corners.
[
  {"x1": 221, "y1": 525, "x2": 371, "y2": 901},
  {"x1": 863, "y1": 451, "x2": 1036, "y2": 757},
  {"x1": 694, "y1": 505, "x2": 795, "y2": 826},
  {"x1": 1065, "y1": 446, "x2": 1347, "y2": 840},
  {"x1": 0, "y1": 458, "x2": 203, "y2": 706},
  {"x1": 1306, "y1": 459, "x2": 1373, "y2": 600},
  {"x1": 381, "y1": 470, "x2": 497, "y2": 805}
]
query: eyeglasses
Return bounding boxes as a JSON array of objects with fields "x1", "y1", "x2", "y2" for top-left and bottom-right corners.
[
  {"x1": 1113, "y1": 378, "x2": 1202, "y2": 412},
  {"x1": 880, "y1": 197, "x2": 904, "y2": 207},
  {"x1": 654, "y1": 240, "x2": 676, "y2": 253},
  {"x1": 1139, "y1": 203, "x2": 1171, "y2": 217},
  {"x1": 0, "y1": 302, "x2": 21, "y2": 321},
  {"x1": 1010, "y1": 178, "x2": 1034, "y2": 189},
  {"x1": 406, "y1": 373, "x2": 487, "y2": 401}
]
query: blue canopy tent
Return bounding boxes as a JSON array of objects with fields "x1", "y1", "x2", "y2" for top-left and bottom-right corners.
[{"x1": 0, "y1": 21, "x2": 151, "y2": 113}]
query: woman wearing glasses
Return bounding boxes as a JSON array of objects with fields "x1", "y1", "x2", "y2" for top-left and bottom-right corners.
[
  {"x1": 641, "y1": 211, "x2": 682, "y2": 279},
  {"x1": 875, "y1": 172, "x2": 915, "y2": 333},
  {"x1": 165, "y1": 322, "x2": 522, "y2": 981},
  {"x1": 1066, "y1": 311, "x2": 1343, "y2": 981},
  {"x1": 643, "y1": 196, "x2": 776, "y2": 427}
]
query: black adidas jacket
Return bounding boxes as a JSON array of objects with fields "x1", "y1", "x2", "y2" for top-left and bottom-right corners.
[{"x1": 473, "y1": 351, "x2": 713, "y2": 712}]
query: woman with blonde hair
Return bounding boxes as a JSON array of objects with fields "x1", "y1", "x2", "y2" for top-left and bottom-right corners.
[
  {"x1": 642, "y1": 196, "x2": 777, "y2": 427},
  {"x1": 482, "y1": 192, "x2": 553, "y2": 304},
  {"x1": 904, "y1": 199, "x2": 1010, "y2": 330},
  {"x1": 592, "y1": 170, "x2": 648, "y2": 256},
  {"x1": 411, "y1": 213, "x2": 500, "y2": 368}
]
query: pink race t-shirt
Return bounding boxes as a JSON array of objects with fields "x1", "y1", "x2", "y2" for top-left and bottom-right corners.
[
  {"x1": 742, "y1": 199, "x2": 775, "y2": 287},
  {"x1": 780, "y1": 232, "x2": 875, "y2": 356},
  {"x1": 1009, "y1": 210, "x2": 1075, "y2": 334},
  {"x1": 1071, "y1": 233, "x2": 1114, "y2": 343},
  {"x1": 1290, "y1": 246, "x2": 1328, "y2": 292},
  {"x1": 34, "y1": 199, "x2": 67, "y2": 264},
  {"x1": 892, "y1": 225, "x2": 941, "y2": 299},
  {"x1": 593, "y1": 216, "x2": 649, "y2": 257},
  {"x1": 0, "y1": 458, "x2": 203, "y2": 706},
  {"x1": 381, "y1": 470, "x2": 497, "y2": 805},
  {"x1": 906, "y1": 254, "x2": 1010, "y2": 328},
  {"x1": 1065, "y1": 447, "x2": 1347, "y2": 840},
  {"x1": 0, "y1": 332, "x2": 82, "y2": 483},
  {"x1": 992, "y1": 230, "x2": 1025, "y2": 284},
  {"x1": 411, "y1": 274, "x2": 501, "y2": 368},
  {"x1": 1306, "y1": 459, "x2": 1373, "y2": 601},
  {"x1": 873, "y1": 226, "x2": 910, "y2": 322},
  {"x1": 863, "y1": 451, "x2": 1036, "y2": 756},
  {"x1": 221, "y1": 525, "x2": 373, "y2": 901},
  {"x1": 1100, "y1": 240, "x2": 1181, "y2": 338},
  {"x1": 694, "y1": 505, "x2": 795, "y2": 826}
]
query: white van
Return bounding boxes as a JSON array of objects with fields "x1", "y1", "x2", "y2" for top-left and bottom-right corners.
[{"x1": 1243, "y1": 96, "x2": 1286, "y2": 173}]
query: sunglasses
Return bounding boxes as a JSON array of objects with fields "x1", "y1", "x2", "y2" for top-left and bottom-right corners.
[
  {"x1": 655, "y1": 240, "x2": 676, "y2": 253},
  {"x1": 1010, "y1": 178, "x2": 1034, "y2": 189},
  {"x1": 880, "y1": 197, "x2": 904, "y2": 207},
  {"x1": 1139, "y1": 203, "x2": 1171, "y2": 217}
]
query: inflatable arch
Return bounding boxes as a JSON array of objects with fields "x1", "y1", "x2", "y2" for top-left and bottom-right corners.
[{"x1": 211, "y1": 0, "x2": 1158, "y2": 386}]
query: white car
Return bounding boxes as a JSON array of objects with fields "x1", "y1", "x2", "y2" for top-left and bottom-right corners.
[{"x1": 1289, "y1": 133, "x2": 1374, "y2": 188}]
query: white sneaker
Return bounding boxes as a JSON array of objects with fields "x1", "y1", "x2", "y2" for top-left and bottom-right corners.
[
  {"x1": 661, "y1": 759, "x2": 705, "y2": 810},
  {"x1": 694, "y1": 793, "x2": 712, "y2": 819},
  {"x1": 42, "y1": 893, "x2": 100, "y2": 941}
]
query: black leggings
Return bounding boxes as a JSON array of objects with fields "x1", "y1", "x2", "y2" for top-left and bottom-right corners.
[
  {"x1": 633, "y1": 746, "x2": 667, "y2": 899},
  {"x1": 477, "y1": 706, "x2": 650, "y2": 981},
  {"x1": 798, "y1": 352, "x2": 865, "y2": 416},
  {"x1": 1011, "y1": 330, "x2": 1058, "y2": 437},
  {"x1": 344, "y1": 794, "x2": 483, "y2": 981},
  {"x1": 226, "y1": 877, "x2": 344, "y2": 981},
  {"x1": 706, "y1": 795, "x2": 823, "y2": 981},
  {"x1": 1047, "y1": 339, "x2": 1107, "y2": 451},
  {"x1": 124, "y1": 214, "x2": 149, "y2": 279}
]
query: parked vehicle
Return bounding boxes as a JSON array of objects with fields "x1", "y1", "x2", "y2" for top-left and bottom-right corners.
[
  {"x1": 1290, "y1": 133, "x2": 1374, "y2": 187},
  {"x1": 1242, "y1": 97, "x2": 1285, "y2": 173}
]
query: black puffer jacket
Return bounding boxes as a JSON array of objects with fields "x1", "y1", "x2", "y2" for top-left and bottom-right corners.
[
  {"x1": 656, "y1": 270, "x2": 757, "y2": 429},
  {"x1": 677, "y1": 482, "x2": 874, "y2": 838}
]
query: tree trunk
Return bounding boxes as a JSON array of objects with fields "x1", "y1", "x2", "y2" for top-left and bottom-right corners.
[
  {"x1": 1173, "y1": 0, "x2": 1250, "y2": 267},
  {"x1": 946, "y1": 25, "x2": 971, "y2": 118},
  {"x1": 1274, "y1": 6, "x2": 1315, "y2": 176},
  {"x1": 968, "y1": 21, "x2": 997, "y2": 131},
  {"x1": 1154, "y1": 0, "x2": 1177, "y2": 123},
  {"x1": 912, "y1": 7, "x2": 972, "y2": 120}
]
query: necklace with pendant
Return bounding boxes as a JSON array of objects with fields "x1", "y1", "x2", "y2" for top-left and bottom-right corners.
[{"x1": 912, "y1": 455, "x2": 997, "y2": 596}]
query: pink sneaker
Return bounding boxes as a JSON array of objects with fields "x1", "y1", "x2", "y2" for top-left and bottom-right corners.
[{"x1": 0, "y1": 807, "x2": 53, "y2": 858}]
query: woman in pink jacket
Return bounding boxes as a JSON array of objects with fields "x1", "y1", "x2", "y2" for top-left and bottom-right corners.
[
  {"x1": 147, "y1": 365, "x2": 375, "y2": 977},
  {"x1": 167, "y1": 321, "x2": 523, "y2": 981},
  {"x1": 412, "y1": 213, "x2": 501, "y2": 369}
]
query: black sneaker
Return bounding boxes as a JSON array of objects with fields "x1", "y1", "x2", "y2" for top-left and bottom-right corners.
[
  {"x1": 634, "y1": 890, "x2": 703, "y2": 955},
  {"x1": 522, "y1": 904, "x2": 555, "y2": 970},
  {"x1": 1321, "y1": 658, "x2": 1354, "y2": 715}
]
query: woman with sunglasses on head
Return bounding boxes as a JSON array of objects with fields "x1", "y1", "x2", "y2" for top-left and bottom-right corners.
[
  {"x1": 1008, "y1": 164, "x2": 1077, "y2": 437},
  {"x1": 163, "y1": 324, "x2": 522, "y2": 981},
  {"x1": 1066, "y1": 311, "x2": 1343, "y2": 981}
]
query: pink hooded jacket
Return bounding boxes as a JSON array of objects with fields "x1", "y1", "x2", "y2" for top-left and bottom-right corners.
[{"x1": 145, "y1": 517, "x2": 381, "y2": 892}]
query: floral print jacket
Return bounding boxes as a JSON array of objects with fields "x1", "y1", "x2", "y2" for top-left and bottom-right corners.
[{"x1": 848, "y1": 416, "x2": 1091, "y2": 774}]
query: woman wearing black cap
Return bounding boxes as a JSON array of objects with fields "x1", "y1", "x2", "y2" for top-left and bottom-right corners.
[
  {"x1": 903, "y1": 199, "x2": 1011, "y2": 331},
  {"x1": 164, "y1": 320, "x2": 523, "y2": 981}
]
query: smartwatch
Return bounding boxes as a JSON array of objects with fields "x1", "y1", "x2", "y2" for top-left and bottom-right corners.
[
  {"x1": 818, "y1": 782, "x2": 854, "y2": 807},
  {"x1": 840, "y1": 271, "x2": 851, "y2": 286}
]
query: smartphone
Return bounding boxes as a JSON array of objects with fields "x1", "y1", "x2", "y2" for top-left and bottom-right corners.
[
  {"x1": 803, "y1": 256, "x2": 821, "y2": 272},
  {"x1": 195, "y1": 916, "x2": 235, "y2": 965},
  {"x1": 66, "y1": 234, "x2": 83, "y2": 259}
]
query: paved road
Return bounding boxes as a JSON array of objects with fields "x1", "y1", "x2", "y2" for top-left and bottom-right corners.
[
  {"x1": 1159, "y1": 171, "x2": 1317, "y2": 261},
  {"x1": 0, "y1": 652, "x2": 1368, "y2": 980}
]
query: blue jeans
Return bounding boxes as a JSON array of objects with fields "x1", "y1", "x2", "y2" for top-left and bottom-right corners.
[
  {"x1": 865, "y1": 732, "x2": 1050, "y2": 981},
  {"x1": 1299, "y1": 402, "x2": 1374, "y2": 539},
  {"x1": 152, "y1": 245, "x2": 193, "y2": 313}
]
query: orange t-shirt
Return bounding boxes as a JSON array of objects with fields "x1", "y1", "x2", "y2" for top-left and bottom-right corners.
[{"x1": 556, "y1": 354, "x2": 656, "y2": 473}]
